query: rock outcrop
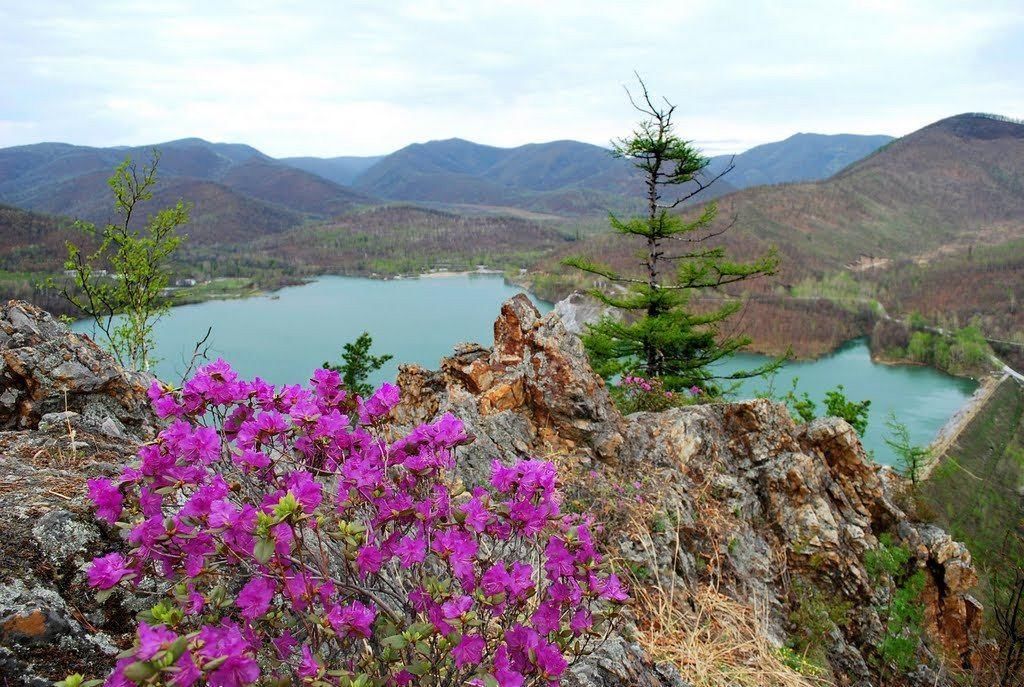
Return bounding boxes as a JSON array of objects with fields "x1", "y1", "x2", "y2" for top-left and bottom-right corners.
[
  {"x1": 0, "y1": 296, "x2": 983, "y2": 686},
  {"x1": 0, "y1": 302, "x2": 158, "y2": 685},
  {"x1": 551, "y1": 290, "x2": 622, "y2": 336},
  {"x1": 397, "y1": 294, "x2": 982, "y2": 686},
  {"x1": 395, "y1": 295, "x2": 627, "y2": 482}
]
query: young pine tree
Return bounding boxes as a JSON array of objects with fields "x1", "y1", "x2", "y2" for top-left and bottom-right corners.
[
  {"x1": 323, "y1": 331, "x2": 393, "y2": 397},
  {"x1": 884, "y1": 413, "x2": 931, "y2": 485},
  {"x1": 563, "y1": 77, "x2": 778, "y2": 392}
]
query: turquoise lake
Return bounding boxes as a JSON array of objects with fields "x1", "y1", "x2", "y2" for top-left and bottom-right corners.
[{"x1": 72, "y1": 275, "x2": 976, "y2": 466}]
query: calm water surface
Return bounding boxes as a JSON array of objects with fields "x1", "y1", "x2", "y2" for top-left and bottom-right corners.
[
  {"x1": 717, "y1": 340, "x2": 977, "y2": 464},
  {"x1": 73, "y1": 276, "x2": 975, "y2": 466},
  {"x1": 73, "y1": 275, "x2": 551, "y2": 387}
]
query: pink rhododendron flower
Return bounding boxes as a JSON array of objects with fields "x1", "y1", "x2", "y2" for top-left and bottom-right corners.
[
  {"x1": 327, "y1": 600, "x2": 376, "y2": 638},
  {"x1": 81, "y1": 363, "x2": 626, "y2": 687},
  {"x1": 236, "y1": 576, "x2": 275, "y2": 620},
  {"x1": 87, "y1": 552, "x2": 132, "y2": 589},
  {"x1": 87, "y1": 477, "x2": 123, "y2": 524},
  {"x1": 136, "y1": 622, "x2": 177, "y2": 660},
  {"x1": 452, "y1": 633, "x2": 486, "y2": 668}
]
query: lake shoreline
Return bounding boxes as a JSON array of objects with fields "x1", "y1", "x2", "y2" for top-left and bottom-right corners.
[
  {"x1": 71, "y1": 274, "x2": 976, "y2": 467},
  {"x1": 155, "y1": 272, "x2": 970, "y2": 381}
]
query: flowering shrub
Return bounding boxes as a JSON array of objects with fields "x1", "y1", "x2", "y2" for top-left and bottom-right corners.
[
  {"x1": 614, "y1": 375, "x2": 701, "y2": 414},
  {"x1": 81, "y1": 360, "x2": 626, "y2": 687}
]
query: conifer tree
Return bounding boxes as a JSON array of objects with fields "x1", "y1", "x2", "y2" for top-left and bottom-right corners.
[{"x1": 563, "y1": 77, "x2": 779, "y2": 392}]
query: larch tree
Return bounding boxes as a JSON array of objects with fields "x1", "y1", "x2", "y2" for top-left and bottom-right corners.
[{"x1": 563, "y1": 77, "x2": 779, "y2": 392}]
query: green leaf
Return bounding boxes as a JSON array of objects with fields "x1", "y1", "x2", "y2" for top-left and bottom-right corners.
[
  {"x1": 254, "y1": 537, "x2": 275, "y2": 564},
  {"x1": 122, "y1": 661, "x2": 158, "y2": 681},
  {"x1": 381, "y1": 634, "x2": 409, "y2": 650},
  {"x1": 406, "y1": 661, "x2": 431, "y2": 677}
]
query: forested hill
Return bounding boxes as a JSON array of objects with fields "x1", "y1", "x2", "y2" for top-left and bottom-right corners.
[
  {"x1": 0, "y1": 130, "x2": 893, "y2": 224},
  {"x1": 0, "y1": 138, "x2": 372, "y2": 237},
  {"x1": 320, "y1": 133, "x2": 892, "y2": 216},
  {"x1": 704, "y1": 132, "x2": 894, "y2": 189},
  {"x1": 532, "y1": 113, "x2": 1024, "y2": 352}
]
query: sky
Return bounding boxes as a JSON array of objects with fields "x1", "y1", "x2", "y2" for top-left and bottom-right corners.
[{"x1": 2, "y1": 1, "x2": 1023, "y2": 157}]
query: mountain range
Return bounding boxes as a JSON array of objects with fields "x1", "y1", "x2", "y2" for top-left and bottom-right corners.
[
  {"x1": 704, "y1": 132, "x2": 894, "y2": 189},
  {"x1": 4, "y1": 115, "x2": 1019, "y2": 352},
  {"x1": 0, "y1": 130, "x2": 895, "y2": 228},
  {"x1": 0, "y1": 138, "x2": 368, "y2": 243}
]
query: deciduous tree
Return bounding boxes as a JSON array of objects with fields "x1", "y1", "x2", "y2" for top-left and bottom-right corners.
[{"x1": 58, "y1": 151, "x2": 190, "y2": 371}]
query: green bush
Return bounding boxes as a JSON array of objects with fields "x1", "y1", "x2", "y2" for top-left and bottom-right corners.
[
  {"x1": 864, "y1": 534, "x2": 927, "y2": 673},
  {"x1": 823, "y1": 385, "x2": 871, "y2": 436},
  {"x1": 787, "y1": 577, "x2": 851, "y2": 673}
]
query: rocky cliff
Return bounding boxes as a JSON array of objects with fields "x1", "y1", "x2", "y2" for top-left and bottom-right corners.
[
  {"x1": 0, "y1": 297, "x2": 982, "y2": 686},
  {"x1": 0, "y1": 302, "x2": 158, "y2": 685},
  {"x1": 396, "y1": 295, "x2": 982, "y2": 686}
]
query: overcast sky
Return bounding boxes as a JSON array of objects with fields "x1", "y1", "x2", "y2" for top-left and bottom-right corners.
[{"x1": 2, "y1": 1, "x2": 1023, "y2": 157}]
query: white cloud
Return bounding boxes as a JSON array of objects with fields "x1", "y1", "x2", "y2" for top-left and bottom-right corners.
[{"x1": 1, "y1": 0, "x2": 1022, "y2": 156}]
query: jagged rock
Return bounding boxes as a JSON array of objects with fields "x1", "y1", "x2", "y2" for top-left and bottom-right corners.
[
  {"x1": 0, "y1": 301, "x2": 154, "y2": 685},
  {"x1": 0, "y1": 301, "x2": 157, "y2": 440},
  {"x1": 398, "y1": 296, "x2": 983, "y2": 686},
  {"x1": 564, "y1": 634, "x2": 691, "y2": 687},
  {"x1": 395, "y1": 294, "x2": 626, "y2": 485}
]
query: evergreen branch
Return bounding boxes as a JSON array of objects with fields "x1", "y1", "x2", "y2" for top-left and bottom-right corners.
[{"x1": 560, "y1": 256, "x2": 632, "y2": 283}]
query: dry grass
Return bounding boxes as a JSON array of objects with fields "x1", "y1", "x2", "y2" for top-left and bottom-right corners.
[
  {"x1": 633, "y1": 579, "x2": 825, "y2": 687},
  {"x1": 612, "y1": 466, "x2": 825, "y2": 687},
  {"x1": 559, "y1": 441, "x2": 831, "y2": 686},
  {"x1": 51, "y1": 389, "x2": 81, "y2": 470}
]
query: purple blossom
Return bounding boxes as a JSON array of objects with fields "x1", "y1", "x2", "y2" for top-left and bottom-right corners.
[
  {"x1": 394, "y1": 534, "x2": 426, "y2": 567},
  {"x1": 198, "y1": 621, "x2": 260, "y2": 687},
  {"x1": 356, "y1": 544, "x2": 385, "y2": 577},
  {"x1": 534, "y1": 639, "x2": 568, "y2": 678},
  {"x1": 494, "y1": 645, "x2": 525, "y2": 687},
  {"x1": 358, "y1": 382, "x2": 400, "y2": 423},
  {"x1": 87, "y1": 552, "x2": 132, "y2": 589},
  {"x1": 531, "y1": 601, "x2": 562, "y2": 635},
  {"x1": 236, "y1": 576, "x2": 275, "y2": 620},
  {"x1": 136, "y1": 622, "x2": 177, "y2": 660},
  {"x1": 85, "y1": 362, "x2": 627, "y2": 686},
  {"x1": 167, "y1": 651, "x2": 197, "y2": 687},
  {"x1": 327, "y1": 600, "x2": 376, "y2": 638},
  {"x1": 170, "y1": 652, "x2": 201, "y2": 687},
  {"x1": 285, "y1": 470, "x2": 322, "y2": 513},
  {"x1": 544, "y1": 537, "x2": 575, "y2": 579},
  {"x1": 441, "y1": 594, "x2": 474, "y2": 619},
  {"x1": 148, "y1": 380, "x2": 185, "y2": 417},
  {"x1": 452, "y1": 633, "x2": 486, "y2": 668},
  {"x1": 87, "y1": 477, "x2": 123, "y2": 524},
  {"x1": 298, "y1": 644, "x2": 320, "y2": 678}
]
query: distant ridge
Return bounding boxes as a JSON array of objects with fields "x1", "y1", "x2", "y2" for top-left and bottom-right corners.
[
  {"x1": 280, "y1": 132, "x2": 892, "y2": 215},
  {"x1": 1, "y1": 130, "x2": 894, "y2": 222},
  {"x1": 0, "y1": 138, "x2": 373, "y2": 238},
  {"x1": 279, "y1": 155, "x2": 385, "y2": 186},
  {"x1": 705, "y1": 132, "x2": 894, "y2": 188}
]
